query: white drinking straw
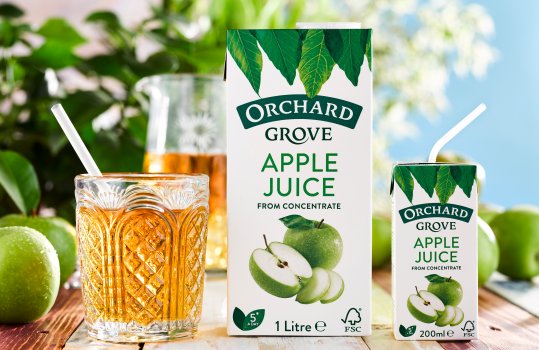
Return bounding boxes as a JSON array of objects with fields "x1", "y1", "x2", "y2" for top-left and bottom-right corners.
[
  {"x1": 428, "y1": 103, "x2": 487, "y2": 163},
  {"x1": 51, "y1": 104, "x2": 102, "y2": 176}
]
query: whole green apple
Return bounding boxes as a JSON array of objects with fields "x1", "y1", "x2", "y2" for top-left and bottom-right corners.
[
  {"x1": 0, "y1": 214, "x2": 77, "y2": 285},
  {"x1": 372, "y1": 214, "x2": 391, "y2": 269},
  {"x1": 490, "y1": 206, "x2": 539, "y2": 280},
  {"x1": 426, "y1": 274, "x2": 463, "y2": 306},
  {"x1": 478, "y1": 220, "x2": 499, "y2": 287},
  {"x1": 0, "y1": 226, "x2": 60, "y2": 323},
  {"x1": 479, "y1": 203, "x2": 504, "y2": 224},
  {"x1": 281, "y1": 215, "x2": 343, "y2": 269}
]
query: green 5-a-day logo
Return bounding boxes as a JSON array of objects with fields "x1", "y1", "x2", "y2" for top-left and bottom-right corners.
[
  {"x1": 227, "y1": 29, "x2": 371, "y2": 144},
  {"x1": 233, "y1": 307, "x2": 265, "y2": 331}
]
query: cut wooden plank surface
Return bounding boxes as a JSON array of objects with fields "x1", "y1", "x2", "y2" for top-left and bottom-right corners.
[
  {"x1": 0, "y1": 287, "x2": 84, "y2": 350},
  {"x1": 486, "y1": 272, "x2": 539, "y2": 317}
]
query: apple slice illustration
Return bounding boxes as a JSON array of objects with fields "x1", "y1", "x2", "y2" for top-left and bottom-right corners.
[
  {"x1": 450, "y1": 307, "x2": 464, "y2": 326},
  {"x1": 249, "y1": 237, "x2": 312, "y2": 298},
  {"x1": 407, "y1": 287, "x2": 445, "y2": 323},
  {"x1": 320, "y1": 270, "x2": 344, "y2": 304},
  {"x1": 436, "y1": 305, "x2": 457, "y2": 327},
  {"x1": 296, "y1": 267, "x2": 331, "y2": 304}
]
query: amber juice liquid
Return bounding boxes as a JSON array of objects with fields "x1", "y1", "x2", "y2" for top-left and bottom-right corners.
[
  {"x1": 77, "y1": 205, "x2": 208, "y2": 327},
  {"x1": 143, "y1": 152, "x2": 227, "y2": 270}
]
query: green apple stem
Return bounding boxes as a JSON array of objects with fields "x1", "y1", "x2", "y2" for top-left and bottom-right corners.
[
  {"x1": 262, "y1": 234, "x2": 288, "y2": 268},
  {"x1": 415, "y1": 286, "x2": 431, "y2": 306},
  {"x1": 317, "y1": 219, "x2": 325, "y2": 229}
]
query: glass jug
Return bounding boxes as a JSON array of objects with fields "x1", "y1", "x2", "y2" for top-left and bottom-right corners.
[{"x1": 136, "y1": 74, "x2": 227, "y2": 271}]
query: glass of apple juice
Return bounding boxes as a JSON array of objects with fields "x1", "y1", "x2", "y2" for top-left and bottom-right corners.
[{"x1": 75, "y1": 173, "x2": 209, "y2": 342}]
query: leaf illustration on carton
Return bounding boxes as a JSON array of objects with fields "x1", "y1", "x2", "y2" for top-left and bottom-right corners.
[
  {"x1": 408, "y1": 166, "x2": 438, "y2": 197},
  {"x1": 394, "y1": 166, "x2": 414, "y2": 203},
  {"x1": 256, "y1": 30, "x2": 301, "y2": 85},
  {"x1": 365, "y1": 29, "x2": 372, "y2": 71},
  {"x1": 227, "y1": 30, "x2": 263, "y2": 95},
  {"x1": 324, "y1": 29, "x2": 364, "y2": 86},
  {"x1": 450, "y1": 166, "x2": 476, "y2": 198},
  {"x1": 298, "y1": 29, "x2": 335, "y2": 98},
  {"x1": 435, "y1": 166, "x2": 457, "y2": 204},
  {"x1": 279, "y1": 214, "x2": 315, "y2": 229}
]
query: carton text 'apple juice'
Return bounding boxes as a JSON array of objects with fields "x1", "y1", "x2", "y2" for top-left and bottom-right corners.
[
  {"x1": 226, "y1": 27, "x2": 372, "y2": 336},
  {"x1": 392, "y1": 163, "x2": 478, "y2": 340}
]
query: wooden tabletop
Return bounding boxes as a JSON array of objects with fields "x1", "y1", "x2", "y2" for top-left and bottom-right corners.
[{"x1": 1, "y1": 269, "x2": 538, "y2": 350}]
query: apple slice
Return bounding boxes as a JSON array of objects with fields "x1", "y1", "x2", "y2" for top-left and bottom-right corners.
[
  {"x1": 407, "y1": 289, "x2": 445, "y2": 323},
  {"x1": 450, "y1": 307, "x2": 464, "y2": 326},
  {"x1": 296, "y1": 267, "x2": 331, "y2": 304},
  {"x1": 436, "y1": 305, "x2": 456, "y2": 327},
  {"x1": 320, "y1": 270, "x2": 344, "y2": 304},
  {"x1": 249, "y1": 241, "x2": 312, "y2": 298}
]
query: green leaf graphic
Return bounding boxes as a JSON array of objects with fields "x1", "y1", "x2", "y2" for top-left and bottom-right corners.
[
  {"x1": 232, "y1": 307, "x2": 246, "y2": 330},
  {"x1": 425, "y1": 274, "x2": 447, "y2": 283},
  {"x1": 408, "y1": 166, "x2": 438, "y2": 197},
  {"x1": 324, "y1": 29, "x2": 364, "y2": 86},
  {"x1": 394, "y1": 166, "x2": 414, "y2": 203},
  {"x1": 399, "y1": 324, "x2": 416, "y2": 337},
  {"x1": 298, "y1": 29, "x2": 335, "y2": 98},
  {"x1": 435, "y1": 166, "x2": 457, "y2": 204},
  {"x1": 256, "y1": 30, "x2": 301, "y2": 85},
  {"x1": 365, "y1": 30, "x2": 372, "y2": 71},
  {"x1": 227, "y1": 30, "x2": 263, "y2": 94},
  {"x1": 451, "y1": 166, "x2": 476, "y2": 198},
  {"x1": 279, "y1": 214, "x2": 315, "y2": 229},
  {"x1": 243, "y1": 309, "x2": 265, "y2": 331}
]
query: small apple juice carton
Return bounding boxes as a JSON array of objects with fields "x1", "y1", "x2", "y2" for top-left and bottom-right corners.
[
  {"x1": 391, "y1": 163, "x2": 478, "y2": 340},
  {"x1": 226, "y1": 26, "x2": 372, "y2": 336}
]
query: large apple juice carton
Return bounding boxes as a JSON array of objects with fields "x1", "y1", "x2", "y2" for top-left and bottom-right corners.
[
  {"x1": 391, "y1": 163, "x2": 478, "y2": 340},
  {"x1": 226, "y1": 27, "x2": 372, "y2": 336}
]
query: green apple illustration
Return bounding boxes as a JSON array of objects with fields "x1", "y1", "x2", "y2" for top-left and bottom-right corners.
[
  {"x1": 490, "y1": 206, "x2": 539, "y2": 280},
  {"x1": 426, "y1": 274, "x2": 463, "y2": 306},
  {"x1": 478, "y1": 220, "x2": 499, "y2": 287},
  {"x1": 407, "y1": 287, "x2": 445, "y2": 323},
  {"x1": 320, "y1": 270, "x2": 344, "y2": 304},
  {"x1": 450, "y1": 307, "x2": 464, "y2": 326},
  {"x1": 249, "y1": 236, "x2": 312, "y2": 298},
  {"x1": 280, "y1": 215, "x2": 343, "y2": 269},
  {"x1": 435, "y1": 305, "x2": 456, "y2": 327},
  {"x1": 295, "y1": 267, "x2": 330, "y2": 304},
  {"x1": 372, "y1": 214, "x2": 391, "y2": 269}
]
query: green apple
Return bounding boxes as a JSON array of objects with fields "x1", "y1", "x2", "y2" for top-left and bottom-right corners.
[
  {"x1": 450, "y1": 307, "x2": 464, "y2": 326},
  {"x1": 479, "y1": 203, "x2": 504, "y2": 224},
  {"x1": 478, "y1": 219, "x2": 499, "y2": 287},
  {"x1": 372, "y1": 214, "x2": 391, "y2": 269},
  {"x1": 0, "y1": 226, "x2": 60, "y2": 323},
  {"x1": 407, "y1": 288, "x2": 445, "y2": 323},
  {"x1": 435, "y1": 305, "x2": 456, "y2": 327},
  {"x1": 281, "y1": 216, "x2": 343, "y2": 269},
  {"x1": 426, "y1": 275, "x2": 463, "y2": 306},
  {"x1": 249, "y1": 240, "x2": 312, "y2": 298},
  {"x1": 296, "y1": 267, "x2": 331, "y2": 304},
  {"x1": 490, "y1": 206, "x2": 539, "y2": 280},
  {"x1": 0, "y1": 214, "x2": 77, "y2": 285},
  {"x1": 320, "y1": 270, "x2": 344, "y2": 304}
]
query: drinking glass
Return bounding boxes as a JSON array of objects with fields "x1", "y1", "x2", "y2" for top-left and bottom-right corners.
[
  {"x1": 75, "y1": 173, "x2": 209, "y2": 342},
  {"x1": 136, "y1": 74, "x2": 227, "y2": 271}
]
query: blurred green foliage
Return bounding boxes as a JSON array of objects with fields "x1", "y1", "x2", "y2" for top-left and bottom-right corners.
[{"x1": 0, "y1": 0, "x2": 309, "y2": 222}]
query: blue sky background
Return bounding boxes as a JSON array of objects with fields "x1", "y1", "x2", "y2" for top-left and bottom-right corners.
[{"x1": 389, "y1": 0, "x2": 539, "y2": 208}]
